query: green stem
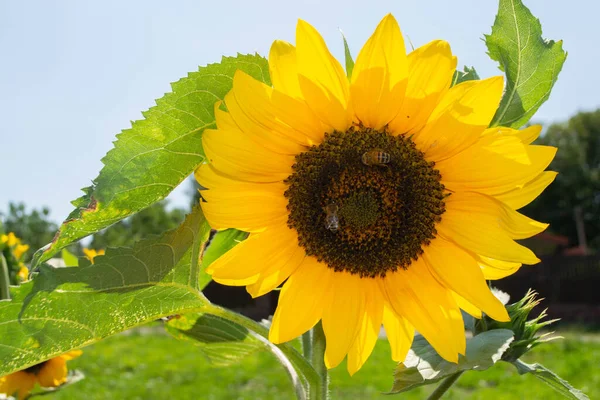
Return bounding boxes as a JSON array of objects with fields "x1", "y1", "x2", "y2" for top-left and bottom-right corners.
[
  {"x1": 204, "y1": 304, "x2": 318, "y2": 399},
  {"x1": 0, "y1": 254, "x2": 10, "y2": 300},
  {"x1": 427, "y1": 371, "x2": 464, "y2": 400},
  {"x1": 302, "y1": 330, "x2": 313, "y2": 360},
  {"x1": 309, "y1": 322, "x2": 329, "y2": 400}
]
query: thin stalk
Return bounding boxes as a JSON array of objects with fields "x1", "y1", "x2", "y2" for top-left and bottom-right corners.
[
  {"x1": 0, "y1": 254, "x2": 10, "y2": 300},
  {"x1": 204, "y1": 303, "x2": 319, "y2": 399},
  {"x1": 427, "y1": 371, "x2": 464, "y2": 400},
  {"x1": 302, "y1": 330, "x2": 313, "y2": 360},
  {"x1": 309, "y1": 322, "x2": 329, "y2": 400}
]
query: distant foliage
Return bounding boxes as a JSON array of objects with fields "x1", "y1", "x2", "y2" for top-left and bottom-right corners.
[{"x1": 0, "y1": 202, "x2": 58, "y2": 258}]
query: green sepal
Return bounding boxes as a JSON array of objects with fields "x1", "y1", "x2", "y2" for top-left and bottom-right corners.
[
  {"x1": 341, "y1": 31, "x2": 355, "y2": 79},
  {"x1": 199, "y1": 229, "x2": 248, "y2": 290},
  {"x1": 451, "y1": 66, "x2": 480, "y2": 87}
]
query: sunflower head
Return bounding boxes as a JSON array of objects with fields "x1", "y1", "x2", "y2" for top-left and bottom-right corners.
[
  {"x1": 0, "y1": 350, "x2": 82, "y2": 399},
  {"x1": 83, "y1": 248, "x2": 105, "y2": 264},
  {"x1": 196, "y1": 14, "x2": 556, "y2": 374}
]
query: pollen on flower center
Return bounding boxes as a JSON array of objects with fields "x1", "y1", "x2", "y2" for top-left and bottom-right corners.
[{"x1": 284, "y1": 126, "x2": 446, "y2": 278}]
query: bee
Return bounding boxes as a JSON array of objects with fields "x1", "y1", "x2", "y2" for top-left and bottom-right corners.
[
  {"x1": 324, "y1": 203, "x2": 340, "y2": 232},
  {"x1": 361, "y1": 149, "x2": 391, "y2": 166}
]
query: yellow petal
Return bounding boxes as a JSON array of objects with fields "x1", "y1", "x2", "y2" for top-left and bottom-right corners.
[
  {"x1": 208, "y1": 225, "x2": 300, "y2": 287},
  {"x1": 269, "y1": 40, "x2": 303, "y2": 99},
  {"x1": 347, "y1": 280, "x2": 384, "y2": 375},
  {"x1": 438, "y1": 192, "x2": 540, "y2": 264},
  {"x1": 270, "y1": 257, "x2": 334, "y2": 343},
  {"x1": 198, "y1": 166, "x2": 288, "y2": 232},
  {"x1": 452, "y1": 291, "x2": 482, "y2": 319},
  {"x1": 482, "y1": 125, "x2": 542, "y2": 145},
  {"x1": 0, "y1": 372, "x2": 36, "y2": 400},
  {"x1": 296, "y1": 19, "x2": 352, "y2": 131},
  {"x1": 322, "y1": 272, "x2": 367, "y2": 369},
  {"x1": 423, "y1": 238, "x2": 509, "y2": 322},
  {"x1": 495, "y1": 171, "x2": 557, "y2": 210},
  {"x1": 202, "y1": 127, "x2": 294, "y2": 183},
  {"x1": 383, "y1": 260, "x2": 464, "y2": 362},
  {"x1": 381, "y1": 304, "x2": 413, "y2": 362},
  {"x1": 59, "y1": 350, "x2": 83, "y2": 361},
  {"x1": 437, "y1": 134, "x2": 557, "y2": 196},
  {"x1": 389, "y1": 40, "x2": 456, "y2": 135},
  {"x1": 246, "y1": 235, "x2": 305, "y2": 298},
  {"x1": 413, "y1": 76, "x2": 504, "y2": 162},
  {"x1": 37, "y1": 357, "x2": 67, "y2": 388},
  {"x1": 226, "y1": 71, "x2": 309, "y2": 153},
  {"x1": 351, "y1": 14, "x2": 407, "y2": 129},
  {"x1": 477, "y1": 255, "x2": 522, "y2": 280}
]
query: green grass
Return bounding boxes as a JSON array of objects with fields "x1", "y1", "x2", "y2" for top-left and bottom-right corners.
[{"x1": 39, "y1": 328, "x2": 596, "y2": 400}]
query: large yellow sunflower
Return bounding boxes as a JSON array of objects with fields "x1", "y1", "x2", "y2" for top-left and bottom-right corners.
[
  {"x1": 196, "y1": 14, "x2": 556, "y2": 374},
  {"x1": 0, "y1": 350, "x2": 82, "y2": 399}
]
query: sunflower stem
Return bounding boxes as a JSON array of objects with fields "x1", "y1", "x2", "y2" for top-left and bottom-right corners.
[
  {"x1": 0, "y1": 254, "x2": 10, "y2": 300},
  {"x1": 302, "y1": 330, "x2": 313, "y2": 360},
  {"x1": 427, "y1": 371, "x2": 464, "y2": 400},
  {"x1": 309, "y1": 322, "x2": 329, "y2": 400},
  {"x1": 203, "y1": 303, "x2": 317, "y2": 400}
]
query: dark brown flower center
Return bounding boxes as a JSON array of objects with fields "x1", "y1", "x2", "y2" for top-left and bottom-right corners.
[
  {"x1": 24, "y1": 360, "x2": 48, "y2": 375},
  {"x1": 284, "y1": 126, "x2": 445, "y2": 278}
]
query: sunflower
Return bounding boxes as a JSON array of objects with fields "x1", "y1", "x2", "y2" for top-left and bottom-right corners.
[
  {"x1": 82, "y1": 248, "x2": 105, "y2": 264},
  {"x1": 196, "y1": 14, "x2": 556, "y2": 374},
  {"x1": 0, "y1": 350, "x2": 82, "y2": 399}
]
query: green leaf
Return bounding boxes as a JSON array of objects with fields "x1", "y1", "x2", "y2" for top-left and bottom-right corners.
[
  {"x1": 389, "y1": 329, "x2": 514, "y2": 394},
  {"x1": 0, "y1": 205, "x2": 211, "y2": 376},
  {"x1": 486, "y1": 0, "x2": 567, "y2": 128},
  {"x1": 198, "y1": 304, "x2": 318, "y2": 400},
  {"x1": 165, "y1": 312, "x2": 264, "y2": 367},
  {"x1": 199, "y1": 229, "x2": 248, "y2": 290},
  {"x1": 61, "y1": 248, "x2": 78, "y2": 267},
  {"x1": 451, "y1": 66, "x2": 480, "y2": 87},
  {"x1": 341, "y1": 31, "x2": 354, "y2": 79},
  {"x1": 513, "y1": 360, "x2": 590, "y2": 400},
  {"x1": 33, "y1": 54, "x2": 271, "y2": 267}
]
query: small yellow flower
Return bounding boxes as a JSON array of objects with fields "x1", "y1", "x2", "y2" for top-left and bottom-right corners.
[
  {"x1": 196, "y1": 14, "x2": 556, "y2": 374},
  {"x1": 82, "y1": 248, "x2": 105, "y2": 264},
  {"x1": 13, "y1": 244, "x2": 29, "y2": 260},
  {"x1": 1, "y1": 232, "x2": 20, "y2": 247},
  {"x1": 0, "y1": 350, "x2": 82, "y2": 399},
  {"x1": 17, "y1": 264, "x2": 29, "y2": 282}
]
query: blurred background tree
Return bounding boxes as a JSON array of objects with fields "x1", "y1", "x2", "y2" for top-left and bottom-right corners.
[
  {"x1": 525, "y1": 110, "x2": 600, "y2": 250},
  {"x1": 0, "y1": 202, "x2": 58, "y2": 258}
]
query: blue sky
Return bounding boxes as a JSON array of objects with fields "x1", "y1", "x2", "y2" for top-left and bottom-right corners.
[{"x1": 0, "y1": 0, "x2": 597, "y2": 223}]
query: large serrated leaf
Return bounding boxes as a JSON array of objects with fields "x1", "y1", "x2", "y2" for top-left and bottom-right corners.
[
  {"x1": 513, "y1": 360, "x2": 590, "y2": 400},
  {"x1": 33, "y1": 54, "x2": 271, "y2": 267},
  {"x1": 0, "y1": 205, "x2": 211, "y2": 376},
  {"x1": 165, "y1": 312, "x2": 264, "y2": 367},
  {"x1": 486, "y1": 0, "x2": 566, "y2": 128},
  {"x1": 389, "y1": 329, "x2": 514, "y2": 394}
]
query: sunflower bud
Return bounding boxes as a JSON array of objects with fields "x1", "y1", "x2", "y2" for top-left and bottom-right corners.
[{"x1": 476, "y1": 289, "x2": 559, "y2": 362}]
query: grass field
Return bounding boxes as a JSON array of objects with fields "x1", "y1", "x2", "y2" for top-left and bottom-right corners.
[{"x1": 38, "y1": 327, "x2": 597, "y2": 400}]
